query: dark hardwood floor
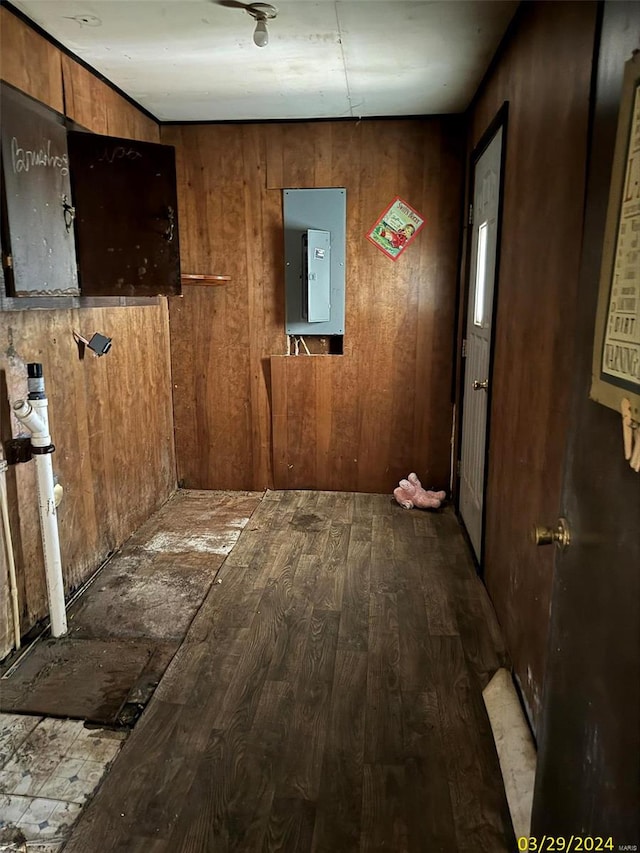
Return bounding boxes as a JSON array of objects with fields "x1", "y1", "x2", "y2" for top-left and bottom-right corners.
[{"x1": 63, "y1": 490, "x2": 515, "y2": 852}]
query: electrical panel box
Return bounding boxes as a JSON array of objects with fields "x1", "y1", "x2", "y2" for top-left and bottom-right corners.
[{"x1": 284, "y1": 188, "x2": 346, "y2": 335}]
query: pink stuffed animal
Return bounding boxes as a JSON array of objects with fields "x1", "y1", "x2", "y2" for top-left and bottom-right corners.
[{"x1": 393, "y1": 472, "x2": 446, "y2": 510}]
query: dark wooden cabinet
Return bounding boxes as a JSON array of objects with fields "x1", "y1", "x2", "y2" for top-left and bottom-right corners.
[
  {"x1": 1, "y1": 83, "x2": 79, "y2": 297},
  {"x1": 67, "y1": 132, "x2": 180, "y2": 297},
  {"x1": 1, "y1": 84, "x2": 181, "y2": 302}
]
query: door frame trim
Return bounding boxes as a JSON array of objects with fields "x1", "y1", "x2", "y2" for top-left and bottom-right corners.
[{"x1": 454, "y1": 101, "x2": 509, "y2": 574}]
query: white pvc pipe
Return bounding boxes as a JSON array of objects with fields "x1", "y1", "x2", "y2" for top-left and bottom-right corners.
[
  {"x1": 13, "y1": 398, "x2": 67, "y2": 637},
  {"x1": 13, "y1": 399, "x2": 47, "y2": 437},
  {"x1": 0, "y1": 456, "x2": 21, "y2": 650}
]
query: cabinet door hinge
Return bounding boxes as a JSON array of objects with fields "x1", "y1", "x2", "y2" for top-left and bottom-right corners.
[
  {"x1": 3, "y1": 253, "x2": 13, "y2": 269},
  {"x1": 468, "y1": 204, "x2": 473, "y2": 226},
  {"x1": 456, "y1": 459, "x2": 462, "y2": 477},
  {"x1": 461, "y1": 338, "x2": 467, "y2": 358}
]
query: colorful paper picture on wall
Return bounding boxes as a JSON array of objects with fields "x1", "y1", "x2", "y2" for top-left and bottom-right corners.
[{"x1": 366, "y1": 197, "x2": 425, "y2": 260}]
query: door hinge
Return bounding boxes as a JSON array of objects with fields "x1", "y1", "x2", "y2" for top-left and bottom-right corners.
[
  {"x1": 468, "y1": 204, "x2": 473, "y2": 226},
  {"x1": 461, "y1": 338, "x2": 467, "y2": 358},
  {"x1": 3, "y1": 253, "x2": 13, "y2": 269},
  {"x1": 456, "y1": 459, "x2": 461, "y2": 477}
]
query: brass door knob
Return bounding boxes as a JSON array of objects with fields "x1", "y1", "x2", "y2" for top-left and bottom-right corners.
[
  {"x1": 532, "y1": 517, "x2": 571, "y2": 550},
  {"x1": 472, "y1": 379, "x2": 489, "y2": 391}
]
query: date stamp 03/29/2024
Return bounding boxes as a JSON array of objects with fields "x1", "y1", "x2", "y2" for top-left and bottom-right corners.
[{"x1": 517, "y1": 838, "x2": 638, "y2": 852}]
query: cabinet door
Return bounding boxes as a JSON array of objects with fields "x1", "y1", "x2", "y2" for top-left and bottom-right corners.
[
  {"x1": 67, "y1": 131, "x2": 180, "y2": 297},
  {"x1": 1, "y1": 83, "x2": 79, "y2": 296}
]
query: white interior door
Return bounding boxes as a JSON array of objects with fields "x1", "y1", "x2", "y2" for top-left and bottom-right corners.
[{"x1": 459, "y1": 126, "x2": 503, "y2": 561}]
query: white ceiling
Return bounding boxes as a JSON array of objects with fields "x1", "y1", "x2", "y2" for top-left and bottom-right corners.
[{"x1": 10, "y1": 0, "x2": 518, "y2": 122}]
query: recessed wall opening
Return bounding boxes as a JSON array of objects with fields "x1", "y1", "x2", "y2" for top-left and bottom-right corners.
[{"x1": 287, "y1": 334, "x2": 344, "y2": 355}]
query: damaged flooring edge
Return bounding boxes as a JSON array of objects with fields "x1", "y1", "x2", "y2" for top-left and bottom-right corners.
[
  {"x1": 2, "y1": 491, "x2": 267, "y2": 726},
  {"x1": 1, "y1": 490, "x2": 269, "y2": 851},
  {"x1": 1, "y1": 486, "x2": 180, "y2": 675},
  {"x1": 1, "y1": 484, "x2": 183, "y2": 678},
  {"x1": 1, "y1": 487, "x2": 266, "y2": 680},
  {"x1": 1, "y1": 550, "x2": 119, "y2": 681},
  {"x1": 482, "y1": 667, "x2": 537, "y2": 841}
]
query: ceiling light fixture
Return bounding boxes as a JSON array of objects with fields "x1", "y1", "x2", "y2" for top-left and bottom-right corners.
[{"x1": 245, "y1": 3, "x2": 277, "y2": 47}]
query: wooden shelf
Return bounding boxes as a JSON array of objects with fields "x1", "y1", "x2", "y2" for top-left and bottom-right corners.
[{"x1": 181, "y1": 274, "x2": 230, "y2": 286}]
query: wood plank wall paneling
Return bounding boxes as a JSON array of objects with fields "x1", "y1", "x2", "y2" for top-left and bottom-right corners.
[
  {"x1": 0, "y1": 9, "x2": 173, "y2": 646},
  {"x1": 164, "y1": 118, "x2": 464, "y2": 494},
  {"x1": 271, "y1": 356, "x2": 359, "y2": 491},
  {"x1": 0, "y1": 304, "x2": 175, "y2": 632},
  {"x1": 0, "y1": 6, "x2": 63, "y2": 112},
  {"x1": 466, "y1": 1, "x2": 598, "y2": 729},
  {"x1": 61, "y1": 55, "x2": 160, "y2": 142}
]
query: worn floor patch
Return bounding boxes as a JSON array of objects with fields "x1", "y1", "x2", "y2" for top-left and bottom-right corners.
[
  {"x1": 0, "y1": 639, "x2": 155, "y2": 725},
  {"x1": 67, "y1": 551, "x2": 219, "y2": 642},
  {"x1": 0, "y1": 490, "x2": 265, "y2": 849},
  {"x1": 142, "y1": 528, "x2": 247, "y2": 555},
  {"x1": 64, "y1": 491, "x2": 262, "y2": 642}
]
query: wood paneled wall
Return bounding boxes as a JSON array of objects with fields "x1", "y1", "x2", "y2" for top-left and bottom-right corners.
[
  {"x1": 0, "y1": 307, "x2": 175, "y2": 628},
  {"x1": 164, "y1": 118, "x2": 464, "y2": 493},
  {"x1": 61, "y1": 55, "x2": 159, "y2": 143},
  {"x1": 0, "y1": 9, "x2": 174, "y2": 652},
  {"x1": 0, "y1": 6, "x2": 64, "y2": 114},
  {"x1": 466, "y1": 1, "x2": 598, "y2": 728},
  {"x1": 0, "y1": 7, "x2": 159, "y2": 143}
]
